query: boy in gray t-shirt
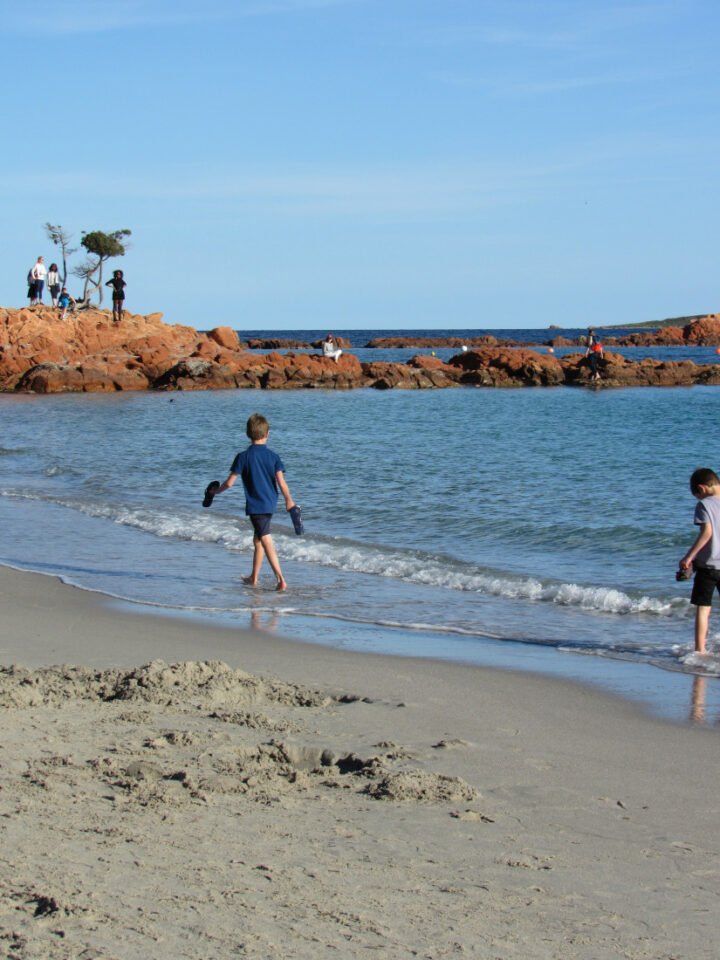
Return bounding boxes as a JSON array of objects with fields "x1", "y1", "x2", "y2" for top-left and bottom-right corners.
[{"x1": 679, "y1": 467, "x2": 720, "y2": 653}]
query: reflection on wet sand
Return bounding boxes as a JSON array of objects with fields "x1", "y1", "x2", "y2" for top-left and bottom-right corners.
[
  {"x1": 250, "y1": 607, "x2": 280, "y2": 633},
  {"x1": 688, "y1": 675, "x2": 720, "y2": 726}
]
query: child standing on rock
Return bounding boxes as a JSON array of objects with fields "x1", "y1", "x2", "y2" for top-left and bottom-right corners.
[{"x1": 57, "y1": 288, "x2": 76, "y2": 320}]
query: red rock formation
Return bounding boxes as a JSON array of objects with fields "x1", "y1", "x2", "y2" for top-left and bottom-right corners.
[
  {"x1": 309, "y1": 336, "x2": 353, "y2": 350},
  {"x1": 366, "y1": 335, "x2": 503, "y2": 349},
  {"x1": 448, "y1": 348, "x2": 564, "y2": 387},
  {"x1": 560, "y1": 350, "x2": 720, "y2": 387},
  {"x1": 361, "y1": 360, "x2": 459, "y2": 389},
  {"x1": 207, "y1": 326, "x2": 241, "y2": 351},
  {"x1": 4, "y1": 305, "x2": 720, "y2": 394},
  {"x1": 0, "y1": 305, "x2": 196, "y2": 391},
  {"x1": 245, "y1": 338, "x2": 310, "y2": 349},
  {"x1": 225, "y1": 336, "x2": 354, "y2": 350},
  {"x1": 683, "y1": 314, "x2": 720, "y2": 345}
]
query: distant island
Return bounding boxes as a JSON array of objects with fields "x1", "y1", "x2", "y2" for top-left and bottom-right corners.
[{"x1": 603, "y1": 314, "x2": 712, "y2": 330}]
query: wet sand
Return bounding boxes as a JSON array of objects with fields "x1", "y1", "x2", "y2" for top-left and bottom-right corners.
[{"x1": 1, "y1": 564, "x2": 719, "y2": 959}]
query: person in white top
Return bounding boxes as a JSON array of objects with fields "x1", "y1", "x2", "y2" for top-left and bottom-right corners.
[
  {"x1": 322, "y1": 334, "x2": 342, "y2": 363},
  {"x1": 47, "y1": 263, "x2": 61, "y2": 306},
  {"x1": 30, "y1": 257, "x2": 47, "y2": 305}
]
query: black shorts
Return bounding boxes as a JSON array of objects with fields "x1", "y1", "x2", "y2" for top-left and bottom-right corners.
[
  {"x1": 249, "y1": 513, "x2": 272, "y2": 538},
  {"x1": 690, "y1": 566, "x2": 720, "y2": 606}
]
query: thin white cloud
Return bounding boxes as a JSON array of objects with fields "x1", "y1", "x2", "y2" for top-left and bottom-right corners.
[
  {"x1": 1, "y1": 0, "x2": 361, "y2": 35},
  {"x1": 0, "y1": 165, "x2": 500, "y2": 215},
  {"x1": 433, "y1": 66, "x2": 670, "y2": 96},
  {"x1": 516, "y1": 73, "x2": 642, "y2": 95},
  {"x1": 0, "y1": 143, "x2": 692, "y2": 216},
  {"x1": 411, "y1": 1, "x2": 680, "y2": 52}
]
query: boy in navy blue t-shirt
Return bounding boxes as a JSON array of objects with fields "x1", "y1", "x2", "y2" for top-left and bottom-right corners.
[{"x1": 214, "y1": 413, "x2": 295, "y2": 591}]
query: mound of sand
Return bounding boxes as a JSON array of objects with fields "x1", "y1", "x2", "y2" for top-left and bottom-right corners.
[{"x1": 0, "y1": 659, "x2": 332, "y2": 710}]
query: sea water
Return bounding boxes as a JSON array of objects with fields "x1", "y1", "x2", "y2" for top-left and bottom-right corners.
[{"x1": 1, "y1": 328, "x2": 720, "y2": 726}]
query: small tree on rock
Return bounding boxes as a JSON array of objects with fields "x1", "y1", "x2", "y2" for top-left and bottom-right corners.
[
  {"x1": 78, "y1": 229, "x2": 131, "y2": 305},
  {"x1": 72, "y1": 256, "x2": 101, "y2": 302},
  {"x1": 44, "y1": 222, "x2": 77, "y2": 287}
]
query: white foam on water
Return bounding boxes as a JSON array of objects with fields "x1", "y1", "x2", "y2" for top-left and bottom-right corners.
[
  {"x1": 672, "y1": 636, "x2": 720, "y2": 676},
  {"x1": 8, "y1": 490, "x2": 690, "y2": 621}
]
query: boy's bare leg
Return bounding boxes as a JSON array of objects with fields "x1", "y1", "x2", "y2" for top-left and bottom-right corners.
[
  {"x1": 694, "y1": 605, "x2": 710, "y2": 653},
  {"x1": 242, "y1": 535, "x2": 265, "y2": 586},
  {"x1": 260, "y1": 534, "x2": 287, "y2": 591}
]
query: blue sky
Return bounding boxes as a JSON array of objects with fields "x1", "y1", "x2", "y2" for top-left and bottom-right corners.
[{"x1": 1, "y1": 0, "x2": 718, "y2": 330}]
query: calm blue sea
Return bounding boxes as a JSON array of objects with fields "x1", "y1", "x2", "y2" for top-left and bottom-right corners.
[{"x1": 1, "y1": 327, "x2": 719, "y2": 725}]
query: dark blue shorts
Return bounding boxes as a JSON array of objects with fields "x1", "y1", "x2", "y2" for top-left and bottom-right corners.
[
  {"x1": 691, "y1": 566, "x2": 720, "y2": 606},
  {"x1": 249, "y1": 514, "x2": 273, "y2": 538}
]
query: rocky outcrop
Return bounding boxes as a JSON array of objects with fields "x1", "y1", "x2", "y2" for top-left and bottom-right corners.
[
  {"x1": 244, "y1": 338, "x2": 310, "y2": 350},
  {"x1": 682, "y1": 315, "x2": 720, "y2": 345},
  {"x1": 1, "y1": 306, "x2": 197, "y2": 392},
  {"x1": 207, "y1": 326, "x2": 241, "y2": 351},
  {"x1": 3, "y1": 305, "x2": 720, "y2": 394},
  {"x1": 448, "y1": 348, "x2": 565, "y2": 387},
  {"x1": 362, "y1": 359, "x2": 460, "y2": 390},
  {"x1": 154, "y1": 351, "x2": 365, "y2": 391},
  {"x1": 560, "y1": 351, "x2": 720, "y2": 387},
  {"x1": 565, "y1": 315, "x2": 720, "y2": 348},
  {"x1": 365, "y1": 335, "x2": 534, "y2": 349},
  {"x1": 446, "y1": 347, "x2": 720, "y2": 388},
  {"x1": 241, "y1": 336, "x2": 353, "y2": 350},
  {"x1": 310, "y1": 336, "x2": 352, "y2": 350}
]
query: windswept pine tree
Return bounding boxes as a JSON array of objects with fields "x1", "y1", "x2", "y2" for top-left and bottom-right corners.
[{"x1": 73, "y1": 229, "x2": 131, "y2": 304}]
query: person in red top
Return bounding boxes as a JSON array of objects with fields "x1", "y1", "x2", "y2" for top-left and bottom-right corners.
[{"x1": 585, "y1": 328, "x2": 604, "y2": 381}]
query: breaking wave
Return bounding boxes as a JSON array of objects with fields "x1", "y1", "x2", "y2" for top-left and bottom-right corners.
[{"x1": 8, "y1": 490, "x2": 689, "y2": 620}]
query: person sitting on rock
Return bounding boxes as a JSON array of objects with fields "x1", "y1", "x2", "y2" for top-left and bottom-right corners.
[{"x1": 322, "y1": 334, "x2": 342, "y2": 363}]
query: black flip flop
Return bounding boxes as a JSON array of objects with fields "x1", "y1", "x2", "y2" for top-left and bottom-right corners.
[
  {"x1": 289, "y1": 504, "x2": 304, "y2": 535},
  {"x1": 203, "y1": 480, "x2": 220, "y2": 508}
]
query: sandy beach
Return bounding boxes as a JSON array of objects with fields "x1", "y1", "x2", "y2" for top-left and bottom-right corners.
[{"x1": 0, "y1": 564, "x2": 718, "y2": 959}]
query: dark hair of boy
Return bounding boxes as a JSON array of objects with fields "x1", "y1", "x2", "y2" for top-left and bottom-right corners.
[
  {"x1": 246, "y1": 413, "x2": 270, "y2": 441},
  {"x1": 690, "y1": 468, "x2": 720, "y2": 494}
]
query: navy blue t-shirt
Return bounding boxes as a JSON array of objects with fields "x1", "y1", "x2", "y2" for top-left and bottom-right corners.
[{"x1": 231, "y1": 444, "x2": 285, "y2": 515}]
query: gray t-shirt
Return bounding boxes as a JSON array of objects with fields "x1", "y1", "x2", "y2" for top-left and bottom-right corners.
[{"x1": 694, "y1": 495, "x2": 720, "y2": 568}]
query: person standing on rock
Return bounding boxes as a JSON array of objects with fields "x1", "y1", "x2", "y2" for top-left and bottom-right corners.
[
  {"x1": 47, "y1": 263, "x2": 61, "y2": 306},
  {"x1": 30, "y1": 256, "x2": 47, "y2": 305},
  {"x1": 585, "y1": 328, "x2": 604, "y2": 381},
  {"x1": 26, "y1": 268, "x2": 36, "y2": 305},
  {"x1": 105, "y1": 269, "x2": 126, "y2": 323}
]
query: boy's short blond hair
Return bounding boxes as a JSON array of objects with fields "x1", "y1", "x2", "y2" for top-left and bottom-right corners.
[
  {"x1": 690, "y1": 468, "x2": 720, "y2": 494},
  {"x1": 246, "y1": 413, "x2": 269, "y2": 441}
]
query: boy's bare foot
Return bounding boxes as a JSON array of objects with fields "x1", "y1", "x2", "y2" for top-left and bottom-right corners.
[
  {"x1": 241, "y1": 576, "x2": 257, "y2": 586},
  {"x1": 275, "y1": 578, "x2": 287, "y2": 592}
]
